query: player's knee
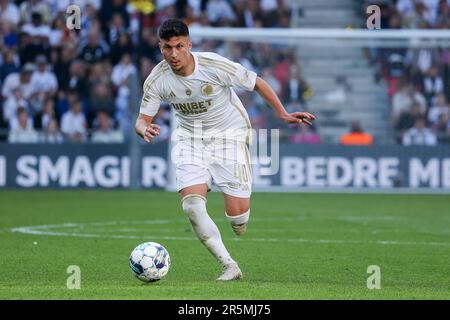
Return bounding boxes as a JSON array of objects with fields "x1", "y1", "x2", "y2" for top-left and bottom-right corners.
[
  {"x1": 225, "y1": 204, "x2": 250, "y2": 216},
  {"x1": 226, "y1": 207, "x2": 250, "y2": 216},
  {"x1": 224, "y1": 195, "x2": 250, "y2": 215},
  {"x1": 181, "y1": 195, "x2": 214, "y2": 244},
  {"x1": 181, "y1": 194, "x2": 207, "y2": 216},
  {"x1": 226, "y1": 209, "x2": 250, "y2": 224}
]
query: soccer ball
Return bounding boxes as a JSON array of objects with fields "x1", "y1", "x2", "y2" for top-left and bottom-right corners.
[{"x1": 129, "y1": 242, "x2": 171, "y2": 282}]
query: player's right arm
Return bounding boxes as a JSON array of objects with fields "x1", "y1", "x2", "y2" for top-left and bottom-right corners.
[
  {"x1": 254, "y1": 76, "x2": 316, "y2": 125},
  {"x1": 135, "y1": 114, "x2": 160, "y2": 143},
  {"x1": 135, "y1": 63, "x2": 165, "y2": 143}
]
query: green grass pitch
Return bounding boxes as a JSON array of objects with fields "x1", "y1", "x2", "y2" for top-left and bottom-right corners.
[{"x1": 0, "y1": 190, "x2": 449, "y2": 299}]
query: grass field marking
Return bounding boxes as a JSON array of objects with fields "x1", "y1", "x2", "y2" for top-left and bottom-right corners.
[
  {"x1": 336, "y1": 216, "x2": 405, "y2": 221},
  {"x1": 10, "y1": 218, "x2": 450, "y2": 247}
]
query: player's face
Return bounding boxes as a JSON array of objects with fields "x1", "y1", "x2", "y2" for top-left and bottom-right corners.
[{"x1": 159, "y1": 36, "x2": 192, "y2": 72}]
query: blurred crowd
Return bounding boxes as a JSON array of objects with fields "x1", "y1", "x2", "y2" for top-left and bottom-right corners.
[
  {"x1": 0, "y1": 0, "x2": 316, "y2": 144},
  {"x1": 364, "y1": 0, "x2": 450, "y2": 146}
]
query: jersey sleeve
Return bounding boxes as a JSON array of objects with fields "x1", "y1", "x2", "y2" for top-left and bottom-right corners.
[
  {"x1": 206, "y1": 54, "x2": 257, "y2": 91},
  {"x1": 139, "y1": 70, "x2": 162, "y2": 117}
]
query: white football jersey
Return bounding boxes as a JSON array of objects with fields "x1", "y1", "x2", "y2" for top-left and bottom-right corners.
[{"x1": 139, "y1": 52, "x2": 257, "y2": 142}]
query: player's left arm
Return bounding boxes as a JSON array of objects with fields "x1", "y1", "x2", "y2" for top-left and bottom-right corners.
[{"x1": 254, "y1": 76, "x2": 316, "y2": 125}]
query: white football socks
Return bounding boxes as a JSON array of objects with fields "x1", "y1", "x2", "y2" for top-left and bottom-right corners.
[
  {"x1": 225, "y1": 210, "x2": 250, "y2": 226},
  {"x1": 181, "y1": 194, "x2": 235, "y2": 267}
]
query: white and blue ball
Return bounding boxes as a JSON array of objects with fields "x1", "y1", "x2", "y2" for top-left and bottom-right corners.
[{"x1": 129, "y1": 242, "x2": 171, "y2": 282}]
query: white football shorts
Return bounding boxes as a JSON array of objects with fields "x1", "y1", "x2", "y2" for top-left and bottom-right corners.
[{"x1": 172, "y1": 137, "x2": 252, "y2": 198}]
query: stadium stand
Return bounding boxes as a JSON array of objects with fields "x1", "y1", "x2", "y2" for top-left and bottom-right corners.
[
  {"x1": 296, "y1": 0, "x2": 391, "y2": 144},
  {"x1": 362, "y1": 0, "x2": 450, "y2": 145},
  {"x1": 1, "y1": 0, "x2": 449, "y2": 145},
  {"x1": 0, "y1": 0, "x2": 309, "y2": 144}
]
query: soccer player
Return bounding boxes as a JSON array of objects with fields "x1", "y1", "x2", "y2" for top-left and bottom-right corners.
[{"x1": 135, "y1": 19, "x2": 315, "y2": 281}]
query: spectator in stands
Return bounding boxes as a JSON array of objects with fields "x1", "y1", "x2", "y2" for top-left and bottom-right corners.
[
  {"x1": 80, "y1": 3, "x2": 100, "y2": 39},
  {"x1": 229, "y1": 43, "x2": 255, "y2": 72},
  {"x1": 17, "y1": 29, "x2": 46, "y2": 65},
  {"x1": 91, "y1": 111, "x2": 124, "y2": 143},
  {"x1": 111, "y1": 53, "x2": 136, "y2": 89},
  {"x1": 19, "y1": 0, "x2": 51, "y2": 25},
  {"x1": 1, "y1": 21, "x2": 19, "y2": 49},
  {"x1": 112, "y1": 53, "x2": 135, "y2": 132},
  {"x1": 423, "y1": 65, "x2": 444, "y2": 104},
  {"x1": 89, "y1": 61, "x2": 112, "y2": 87},
  {"x1": 110, "y1": 32, "x2": 134, "y2": 65},
  {"x1": 404, "y1": 2, "x2": 432, "y2": 28},
  {"x1": 391, "y1": 82, "x2": 426, "y2": 124},
  {"x1": 263, "y1": 0, "x2": 292, "y2": 28},
  {"x1": 340, "y1": 121, "x2": 373, "y2": 146},
  {"x1": 138, "y1": 56, "x2": 156, "y2": 86},
  {"x1": 284, "y1": 65, "x2": 312, "y2": 106},
  {"x1": 79, "y1": 31, "x2": 110, "y2": 64},
  {"x1": 8, "y1": 107, "x2": 38, "y2": 143},
  {"x1": 138, "y1": 28, "x2": 161, "y2": 64},
  {"x1": 39, "y1": 117, "x2": 63, "y2": 144},
  {"x1": 274, "y1": 8, "x2": 292, "y2": 28},
  {"x1": 1, "y1": 63, "x2": 35, "y2": 100},
  {"x1": 436, "y1": 0, "x2": 450, "y2": 28},
  {"x1": 54, "y1": 47, "x2": 75, "y2": 92},
  {"x1": 38, "y1": 98, "x2": 56, "y2": 130},
  {"x1": 272, "y1": 52, "x2": 293, "y2": 98},
  {"x1": 66, "y1": 60, "x2": 89, "y2": 99},
  {"x1": 395, "y1": 102, "x2": 425, "y2": 142},
  {"x1": 234, "y1": 0, "x2": 264, "y2": 28},
  {"x1": 428, "y1": 93, "x2": 449, "y2": 126},
  {"x1": 402, "y1": 117, "x2": 437, "y2": 146},
  {"x1": 406, "y1": 47, "x2": 440, "y2": 81},
  {"x1": 30, "y1": 54, "x2": 58, "y2": 99},
  {"x1": 0, "y1": 49, "x2": 19, "y2": 84},
  {"x1": 108, "y1": 13, "x2": 127, "y2": 46},
  {"x1": 21, "y1": 56, "x2": 57, "y2": 118},
  {"x1": 432, "y1": 113, "x2": 450, "y2": 143},
  {"x1": 206, "y1": 0, "x2": 236, "y2": 26},
  {"x1": 55, "y1": 89, "x2": 78, "y2": 122},
  {"x1": 48, "y1": 15, "x2": 67, "y2": 48},
  {"x1": 252, "y1": 43, "x2": 276, "y2": 72},
  {"x1": 3, "y1": 86, "x2": 29, "y2": 128},
  {"x1": 0, "y1": 0, "x2": 20, "y2": 26},
  {"x1": 182, "y1": 5, "x2": 198, "y2": 26},
  {"x1": 21, "y1": 12, "x2": 51, "y2": 44},
  {"x1": 99, "y1": 0, "x2": 130, "y2": 34},
  {"x1": 60, "y1": 101, "x2": 87, "y2": 142},
  {"x1": 385, "y1": 50, "x2": 408, "y2": 96},
  {"x1": 89, "y1": 82, "x2": 115, "y2": 125},
  {"x1": 396, "y1": 0, "x2": 415, "y2": 26},
  {"x1": 324, "y1": 75, "x2": 351, "y2": 104}
]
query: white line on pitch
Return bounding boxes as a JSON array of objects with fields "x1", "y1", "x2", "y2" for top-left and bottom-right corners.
[{"x1": 10, "y1": 219, "x2": 450, "y2": 247}]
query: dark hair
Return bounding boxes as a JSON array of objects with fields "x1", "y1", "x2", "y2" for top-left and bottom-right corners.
[
  {"x1": 31, "y1": 12, "x2": 42, "y2": 23},
  {"x1": 158, "y1": 19, "x2": 189, "y2": 40}
]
